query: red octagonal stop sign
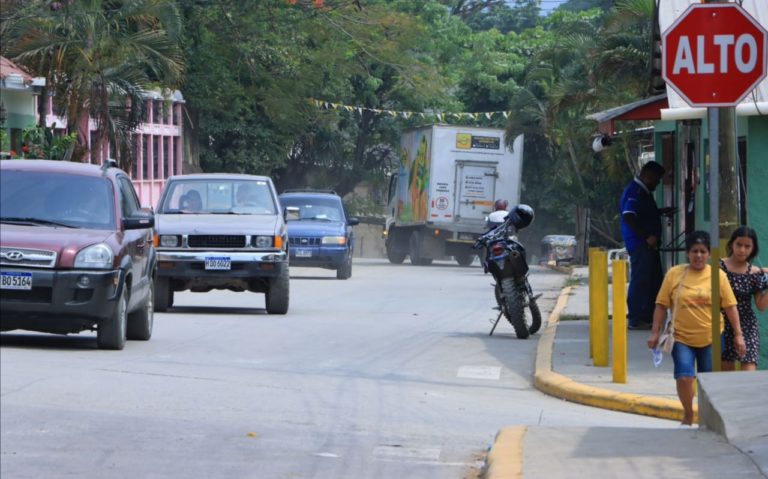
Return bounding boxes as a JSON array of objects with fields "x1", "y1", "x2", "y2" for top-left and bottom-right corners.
[{"x1": 662, "y1": 3, "x2": 767, "y2": 107}]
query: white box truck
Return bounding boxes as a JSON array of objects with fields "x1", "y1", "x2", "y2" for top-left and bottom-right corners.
[{"x1": 384, "y1": 125, "x2": 523, "y2": 266}]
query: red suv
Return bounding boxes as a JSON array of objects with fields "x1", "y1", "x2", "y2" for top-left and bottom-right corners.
[{"x1": 0, "y1": 160, "x2": 156, "y2": 349}]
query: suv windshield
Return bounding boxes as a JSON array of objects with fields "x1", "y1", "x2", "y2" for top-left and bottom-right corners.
[
  {"x1": 280, "y1": 197, "x2": 344, "y2": 222},
  {"x1": 0, "y1": 170, "x2": 115, "y2": 230},
  {"x1": 159, "y1": 179, "x2": 277, "y2": 215}
]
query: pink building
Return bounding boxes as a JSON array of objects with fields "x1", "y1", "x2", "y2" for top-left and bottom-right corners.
[{"x1": 40, "y1": 89, "x2": 185, "y2": 207}]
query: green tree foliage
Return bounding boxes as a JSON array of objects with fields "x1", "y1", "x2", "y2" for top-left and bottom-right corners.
[
  {"x1": 180, "y1": 0, "x2": 447, "y2": 195},
  {"x1": 2, "y1": 0, "x2": 185, "y2": 169}
]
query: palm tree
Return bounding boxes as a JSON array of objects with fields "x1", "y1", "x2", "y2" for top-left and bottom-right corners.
[{"x1": 2, "y1": 0, "x2": 185, "y2": 168}]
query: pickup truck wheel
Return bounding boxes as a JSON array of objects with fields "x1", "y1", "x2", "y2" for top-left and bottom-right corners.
[
  {"x1": 336, "y1": 257, "x2": 352, "y2": 280},
  {"x1": 155, "y1": 277, "x2": 173, "y2": 312},
  {"x1": 266, "y1": 268, "x2": 289, "y2": 314},
  {"x1": 127, "y1": 284, "x2": 153, "y2": 340},
  {"x1": 97, "y1": 288, "x2": 127, "y2": 350}
]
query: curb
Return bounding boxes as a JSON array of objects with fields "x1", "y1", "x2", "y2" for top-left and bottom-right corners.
[
  {"x1": 533, "y1": 286, "x2": 695, "y2": 422},
  {"x1": 483, "y1": 426, "x2": 526, "y2": 479}
]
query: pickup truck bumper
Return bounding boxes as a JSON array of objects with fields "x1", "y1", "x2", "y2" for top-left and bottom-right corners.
[
  {"x1": 0, "y1": 268, "x2": 123, "y2": 333},
  {"x1": 156, "y1": 250, "x2": 288, "y2": 280}
]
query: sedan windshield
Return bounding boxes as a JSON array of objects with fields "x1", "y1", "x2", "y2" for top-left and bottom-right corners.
[
  {"x1": 0, "y1": 170, "x2": 115, "y2": 230},
  {"x1": 280, "y1": 197, "x2": 344, "y2": 222}
]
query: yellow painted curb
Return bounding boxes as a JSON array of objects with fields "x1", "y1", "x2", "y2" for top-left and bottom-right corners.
[
  {"x1": 483, "y1": 426, "x2": 526, "y2": 479},
  {"x1": 534, "y1": 286, "x2": 697, "y2": 422}
]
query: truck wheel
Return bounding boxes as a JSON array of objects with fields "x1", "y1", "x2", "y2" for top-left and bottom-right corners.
[
  {"x1": 336, "y1": 257, "x2": 352, "y2": 280},
  {"x1": 266, "y1": 267, "x2": 289, "y2": 314},
  {"x1": 455, "y1": 254, "x2": 474, "y2": 266},
  {"x1": 127, "y1": 284, "x2": 153, "y2": 341},
  {"x1": 97, "y1": 288, "x2": 127, "y2": 350},
  {"x1": 386, "y1": 247, "x2": 406, "y2": 264},
  {"x1": 154, "y1": 277, "x2": 173, "y2": 312},
  {"x1": 409, "y1": 231, "x2": 432, "y2": 266}
]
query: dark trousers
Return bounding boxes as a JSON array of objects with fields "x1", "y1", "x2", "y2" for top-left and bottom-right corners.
[{"x1": 627, "y1": 246, "x2": 663, "y2": 326}]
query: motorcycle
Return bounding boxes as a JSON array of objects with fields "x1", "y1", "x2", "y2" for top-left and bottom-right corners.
[{"x1": 473, "y1": 206, "x2": 541, "y2": 339}]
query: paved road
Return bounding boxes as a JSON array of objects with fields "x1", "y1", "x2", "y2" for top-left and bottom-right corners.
[{"x1": 1, "y1": 259, "x2": 672, "y2": 479}]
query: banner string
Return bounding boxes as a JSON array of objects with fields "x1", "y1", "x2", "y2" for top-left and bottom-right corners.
[{"x1": 309, "y1": 99, "x2": 511, "y2": 122}]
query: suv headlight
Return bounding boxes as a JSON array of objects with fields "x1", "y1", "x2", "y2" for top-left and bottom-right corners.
[
  {"x1": 159, "y1": 235, "x2": 180, "y2": 247},
  {"x1": 253, "y1": 236, "x2": 274, "y2": 248},
  {"x1": 74, "y1": 243, "x2": 114, "y2": 269},
  {"x1": 322, "y1": 236, "x2": 346, "y2": 245}
]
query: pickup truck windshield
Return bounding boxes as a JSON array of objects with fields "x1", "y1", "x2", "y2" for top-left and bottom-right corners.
[{"x1": 159, "y1": 179, "x2": 277, "y2": 215}]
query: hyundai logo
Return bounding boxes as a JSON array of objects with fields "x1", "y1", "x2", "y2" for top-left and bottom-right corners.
[
  {"x1": 300, "y1": 238, "x2": 309, "y2": 245},
  {"x1": 3, "y1": 251, "x2": 24, "y2": 261}
]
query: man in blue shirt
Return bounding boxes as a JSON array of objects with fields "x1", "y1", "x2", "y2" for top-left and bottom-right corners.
[{"x1": 620, "y1": 161, "x2": 670, "y2": 329}]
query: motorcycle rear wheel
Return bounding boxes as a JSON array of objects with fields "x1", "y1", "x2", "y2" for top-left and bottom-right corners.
[{"x1": 500, "y1": 278, "x2": 529, "y2": 339}]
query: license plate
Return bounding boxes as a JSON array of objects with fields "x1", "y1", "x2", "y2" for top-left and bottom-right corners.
[
  {"x1": 205, "y1": 257, "x2": 231, "y2": 270},
  {"x1": 1, "y1": 272, "x2": 33, "y2": 290},
  {"x1": 295, "y1": 248, "x2": 312, "y2": 258}
]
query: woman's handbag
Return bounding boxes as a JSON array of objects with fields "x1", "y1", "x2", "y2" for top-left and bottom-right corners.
[{"x1": 658, "y1": 267, "x2": 688, "y2": 354}]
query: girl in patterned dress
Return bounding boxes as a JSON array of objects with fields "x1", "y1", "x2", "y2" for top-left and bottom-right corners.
[{"x1": 720, "y1": 227, "x2": 768, "y2": 371}]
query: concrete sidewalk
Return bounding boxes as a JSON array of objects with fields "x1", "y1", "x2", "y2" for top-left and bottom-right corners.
[{"x1": 484, "y1": 267, "x2": 768, "y2": 479}]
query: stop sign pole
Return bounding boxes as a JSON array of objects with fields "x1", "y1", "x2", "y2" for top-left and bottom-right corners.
[{"x1": 662, "y1": 2, "x2": 768, "y2": 371}]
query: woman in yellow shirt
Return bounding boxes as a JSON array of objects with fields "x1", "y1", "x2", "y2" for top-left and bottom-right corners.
[{"x1": 647, "y1": 231, "x2": 746, "y2": 426}]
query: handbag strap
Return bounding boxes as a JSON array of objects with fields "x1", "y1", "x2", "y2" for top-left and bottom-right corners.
[{"x1": 668, "y1": 266, "x2": 688, "y2": 333}]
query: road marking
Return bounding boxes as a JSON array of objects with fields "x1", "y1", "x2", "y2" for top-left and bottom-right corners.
[
  {"x1": 313, "y1": 452, "x2": 340, "y2": 458},
  {"x1": 372, "y1": 445, "x2": 441, "y2": 460},
  {"x1": 457, "y1": 365, "x2": 501, "y2": 380}
]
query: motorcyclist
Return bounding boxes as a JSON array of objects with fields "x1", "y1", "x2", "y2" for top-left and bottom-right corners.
[{"x1": 486, "y1": 199, "x2": 509, "y2": 229}]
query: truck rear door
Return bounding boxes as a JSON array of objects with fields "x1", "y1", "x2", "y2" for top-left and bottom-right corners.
[{"x1": 455, "y1": 162, "x2": 496, "y2": 221}]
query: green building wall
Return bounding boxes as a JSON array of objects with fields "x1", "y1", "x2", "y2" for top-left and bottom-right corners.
[{"x1": 654, "y1": 114, "x2": 768, "y2": 369}]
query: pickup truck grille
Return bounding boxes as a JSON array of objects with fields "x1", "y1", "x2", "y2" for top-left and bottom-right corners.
[
  {"x1": 188, "y1": 235, "x2": 246, "y2": 248},
  {"x1": 288, "y1": 237, "x2": 322, "y2": 247},
  {"x1": 0, "y1": 247, "x2": 57, "y2": 268}
]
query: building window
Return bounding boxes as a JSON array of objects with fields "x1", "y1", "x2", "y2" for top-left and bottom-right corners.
[
  {"x1": 142, "y1": 135, "x2": 150, "y2": 179},
  {"x1": 153, "y1": 136, "x2": 160, "y2": 179}
]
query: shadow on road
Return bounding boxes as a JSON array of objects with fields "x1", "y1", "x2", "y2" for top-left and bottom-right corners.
[{"x1": 0, "y1": 332, "x2": 97, "y2": 350}]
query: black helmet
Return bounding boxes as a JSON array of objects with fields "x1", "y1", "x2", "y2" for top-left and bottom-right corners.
[
  {"x1": 508, "y1": 204, "x2": 534, "y2": 229},
  {"x1": 494, "y1": 199, "x2": 509, "y2": 211}
]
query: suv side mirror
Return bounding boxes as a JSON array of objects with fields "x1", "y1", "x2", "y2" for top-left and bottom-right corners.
[
  {"x1": 285, "y1": 206, "x2": 300, "y2": 221},
  {"x1": 124, "y1": 210, "x2": 155, "y2": 230},
  {"x1": 348, "y1": 216, "x2": 360, "y2": 226}
]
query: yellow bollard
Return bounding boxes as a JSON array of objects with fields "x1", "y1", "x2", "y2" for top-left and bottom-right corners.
[
  {"x1": 612, "y1": 259, "x2": 628, "y2": 383},
  {"x1": 588, "y1": 248, "x2": 598, "y2": 359},
  {"x1": 593, "y1": 249, "x2": 609, "y2": 367}
]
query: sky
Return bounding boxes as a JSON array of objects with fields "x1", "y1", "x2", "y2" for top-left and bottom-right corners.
[
  {"x1": 506, "y1": 0, "x2": 570, "y2": 15},
  {"x1": 538, "y1": 0, "x2": 569, "y2": 14}
]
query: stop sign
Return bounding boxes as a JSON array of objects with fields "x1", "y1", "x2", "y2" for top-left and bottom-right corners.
[{"x1": 662, "y1": 3, "x2": 767, "y2": 107}]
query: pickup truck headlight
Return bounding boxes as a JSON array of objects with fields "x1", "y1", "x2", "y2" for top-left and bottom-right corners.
[
  {"x1": 322, "y1": 236, "x2": 346, "y2": 245},
  {"x1": 253, "y1": 236, "x2": 274, "y2": 248},
  {"x1": 159, "y1": 235, "x2": 180, "y2": 247},
  {"x1": 74, "y1": 243, "x2": 114, "y2": 269}
]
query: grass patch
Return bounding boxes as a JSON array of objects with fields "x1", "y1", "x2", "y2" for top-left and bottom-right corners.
[
  {"x1": 559, "y1": 314, "x2": 588, "y2": 321},
  {"x1": 563, "y1": 277, "x2": 582, "y2": 288}
]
